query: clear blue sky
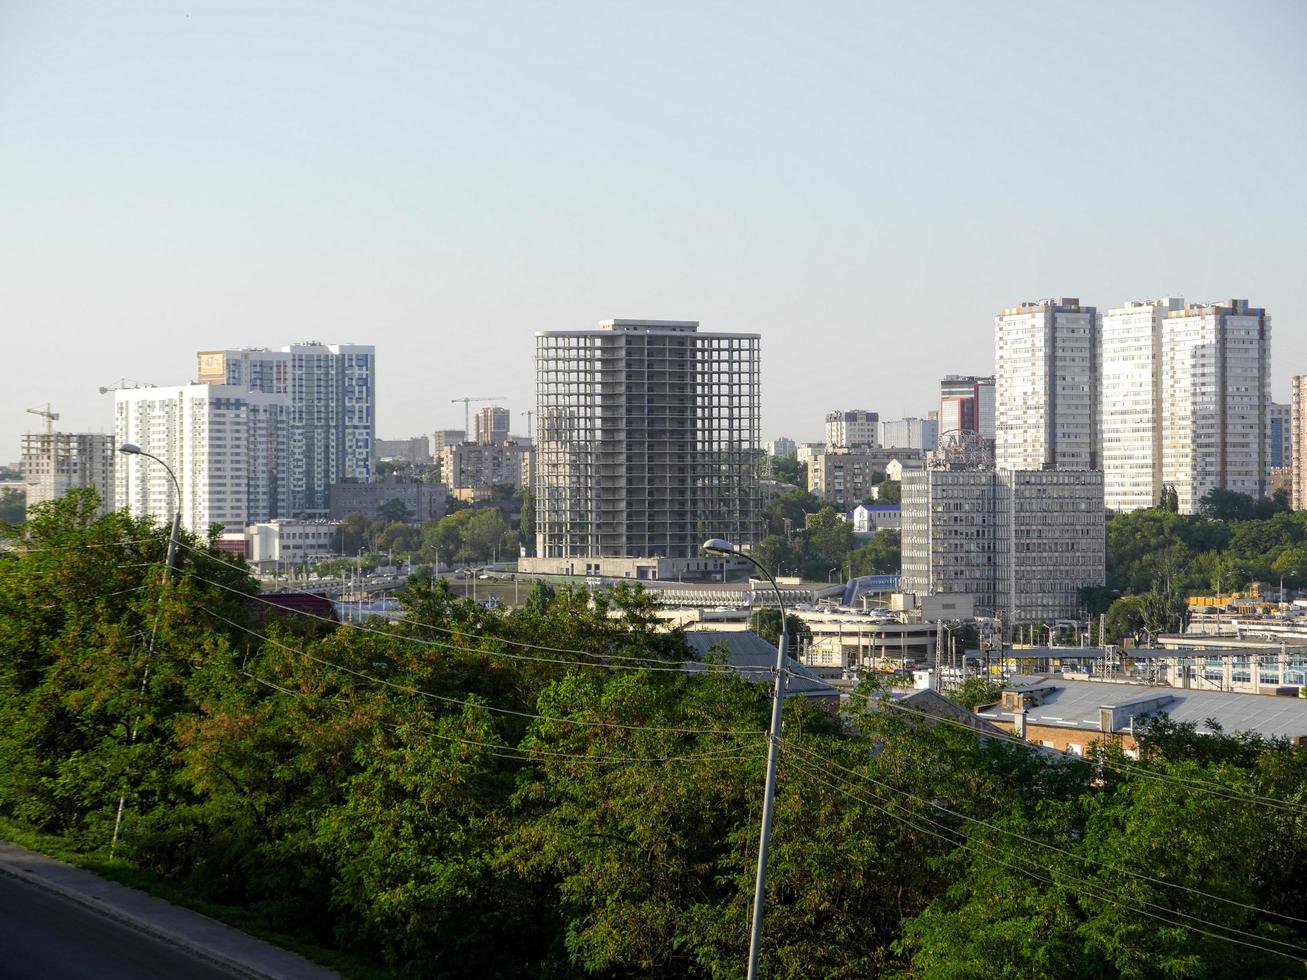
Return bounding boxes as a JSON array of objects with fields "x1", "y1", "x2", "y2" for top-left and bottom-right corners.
[{"x1": 2, "y1": 0, "x2": 1303, "y2": 458}]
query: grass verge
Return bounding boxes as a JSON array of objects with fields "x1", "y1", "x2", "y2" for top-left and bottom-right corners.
[{"x1": 0, "y1": 816, "x2": 393, "y2": 980}]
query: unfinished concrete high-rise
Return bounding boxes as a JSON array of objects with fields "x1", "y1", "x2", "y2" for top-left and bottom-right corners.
[{"x1": 527, "y1": 319, "x2": 761, "y2": 578}]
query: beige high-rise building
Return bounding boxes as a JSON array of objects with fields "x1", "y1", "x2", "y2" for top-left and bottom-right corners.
[
  {"x1": 1292, "y1": 376, "x2": 1307, "y2": 510},
  {"x1": 994, "y1": 298, "x2": 1098, "y2": 472},
  {"x1": 473, "y1": 406, "x2": 510, "y2": 445},
  {"x1": 1160, "y1": 300, "x2": 1271, "y2": 514}
]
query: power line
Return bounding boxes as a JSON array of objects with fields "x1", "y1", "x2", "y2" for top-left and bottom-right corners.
[
  {"x1": 173, "y1": 537, "x2": 751, "y2": 652},
  {"x1": 782, "y1": 752, "x2": 1307, "y2": 965},
  {"x1": 823, "y1": 676, "x2": 1307, "y2": 816},
  {"x1": 238, "y1": 670, "x2": 765, "y2": 767},
  {"x1": 201, "y1": 602, "x2": 767, "y2": 737},
  {"x1": 181, "y1": 564, "x2": 746, "y2": 674},
  {"x1": 782, "y1": 738, "x2": 1307, "y2": 930}
]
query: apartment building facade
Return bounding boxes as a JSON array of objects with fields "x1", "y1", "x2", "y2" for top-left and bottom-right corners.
[
  {"x1": 825, "y1": 410, "x2": 879, "y2": 450},
  {"x1": 114, "y1": 385, "x2": 291, "y2": 534},
  {"x1": 197, "y1": 342, "x2": 375, "y2": 513},
  {"x1": 1099, "y1": 299, "x2": 1183, "y2": 511},
  {"x1": 995, "y1": 299, "x2": 1098, "y2": 471},
  {"x1": 1160, "y1": 300, "x2": 1270, "y2": 513},
  {"x1": 1293, "y1": 376, "x2": 1307, "y2": 510},
  {"x1": 809, "y1": 448, "x2": 904, "y2": 507}
]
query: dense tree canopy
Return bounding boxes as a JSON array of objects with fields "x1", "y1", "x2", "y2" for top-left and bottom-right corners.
[{"x1": 3, "y1": 491, "x2": 1307, "y2": 977}]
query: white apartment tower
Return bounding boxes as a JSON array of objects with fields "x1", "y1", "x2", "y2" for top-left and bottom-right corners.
[
  {"x1": 995, "y1": 299, "x2": 1098, "y2": 471},
  {"x1": 1160, "y1": 300, "x2": 1270, "y2": 513},
  {"x1": 1100, "y1": 298, "x2": 1184, "y2": 511},
  {"x1": 533, "y1": 319, "x2": 760, "y2": 564},
  {"x1": 825, "y1": 410, "x2": 879, "y2": 450},
  {"x1": 1291, "y1": 376, "x2": 1306, "y2": 510},
  {"x1": 197, "y1": 342, "x2": 375, "y2": 513},
  {"x1": 20, "y1": 432, "x2": 115, "y2": 517},
  {"x1": 114, "y1": 385, "x2": 291, "y2": 534}
]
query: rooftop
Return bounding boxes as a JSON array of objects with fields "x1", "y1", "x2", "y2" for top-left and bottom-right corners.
[{"x1": 977, "y1": 676, "x2": 1307, "y2": 741}]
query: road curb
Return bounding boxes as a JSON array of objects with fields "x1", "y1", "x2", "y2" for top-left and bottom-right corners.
[{"x1": 0, "y1": 842, "x2": 337, "y2": 979}]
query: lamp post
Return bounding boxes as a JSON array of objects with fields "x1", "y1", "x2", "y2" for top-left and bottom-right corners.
[
  {"x1": 118, "y1": 443, "x2": 181, "y2": 579},
  {"x1": 111, "y1": 443, "x2": 182, "y2": 857},
  {"x1": 702, "y1": 538, "x2": 787, "y2": 980}
]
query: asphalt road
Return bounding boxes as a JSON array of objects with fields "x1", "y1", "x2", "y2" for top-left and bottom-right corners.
[{"x1": 0, "y1": 871, "x2": 239, "y2": 979}]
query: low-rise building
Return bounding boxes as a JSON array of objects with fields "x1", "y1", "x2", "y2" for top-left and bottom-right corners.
[
  {"x1": 976, "y1": 676, "x2": 1307, "y2": 754},
  {"x1": 374, "y1": 436, "x2": 431, "y2": 463},
  {"x1": 852, "y1": 503, "x2": 901, "y2": 534},
  {"x1": 247, "y1": 520, "x2": 342, "y2": 568},
  {"x1": 327, "y1": 476, "x2": 449, "y2": 522}
]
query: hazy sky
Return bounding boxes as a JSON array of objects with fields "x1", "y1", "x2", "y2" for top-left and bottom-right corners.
[{"x1": 2, "y1": 0, "x2": 1304, "y2": 460}]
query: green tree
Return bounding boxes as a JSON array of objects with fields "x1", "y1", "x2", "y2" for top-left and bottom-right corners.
[
  {"x1": 847, "y1": 530, "x2": 901, "y2": 576},
  {"x1": 0, "y1": 487, "x2": 24, "y2": 524},
  {"x1": 518, "y1": 490, "x2": 535, "y2": 556},
  {"x1": 377, "y1": 497, "x2": 415, "y2": 524},
  {"x1": 748, "y1": 606, "x2": 811, "y2": 651},
  {"x1": 875, "y1": 479, "x2": 901, "y2": 504}
]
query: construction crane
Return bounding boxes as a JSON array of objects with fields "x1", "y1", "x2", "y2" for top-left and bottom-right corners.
[
  {"x1": 451, "y1": 396, "x2": 506, "y2": 437},
  {"x1": 25, "y1": 404, "x2": 59, "y2": 436},
  {"x1": 98, "y1": 379, "x2": 154, "y2": 394}
]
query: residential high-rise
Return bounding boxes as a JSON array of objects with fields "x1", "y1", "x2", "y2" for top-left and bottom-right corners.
[
  {"x1": 879, "y1": 417, "x2": 939, "y2": 451},
  {"x1": 766, "y1": 437, "x2": 797, "y2": 459},
  {"x1": 1161, "y1": 300, "x2": 1271, "y2": 513},
  {"x1": 529, "y1": 319, "x2": 760, "y2": 576},
  {"x1": 114, "y1": 385, "x2": 291, "y2": 534},
  {"x1": 825, "y1": 410, "x2": 878, "y2": 450},
  {"x1": 1292, "y1": 377, "x2": 1307, "y2": 510},
  {"x1": 1100, "y1": 298, "x2": 1184, "y2": 512},
  {"x1": 901, "y1": 458, "x2": 1104, "y2": 623},
  {"x1": 20, "y1": 432, "x2": 115, "y2": 516},
  {"x1": 1268, "y1": 402, "x2": 1291, "y2": 475},
  {"x1": 994, "y1": 299, "x2": 1098, "y2": 471},
  {"x1": 938, "y1": 375, "x2": 995, "y2": 446},
  {"x1": 197, "y1": 342, "x2": 375, "y2": 513},
  {"x1": 474, "y1": 406, "x2": 511, "y2": 446}
]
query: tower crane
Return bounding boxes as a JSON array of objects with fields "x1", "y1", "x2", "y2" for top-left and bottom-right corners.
[
  {"x1": 98, "y1": 379, "x2": 155, "y2": 394},
  {"x1": 450, "y1": 396, "x2": 506, "y2": 437},
  {"x1": 25, "y1": 404, "x2": 59, "y2": 436}
]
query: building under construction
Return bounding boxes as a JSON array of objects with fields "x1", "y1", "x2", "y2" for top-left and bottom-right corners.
[
  {"x1": 524, "y1": 319, "x2": 761, "y2": 579},
  {"x1": 20, "y1": 431, "x2": 116, "y2": 516}
]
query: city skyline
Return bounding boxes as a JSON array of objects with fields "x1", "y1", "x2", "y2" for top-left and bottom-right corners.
[{"x1": 3, "y1": 2, "x2": 1304, "y2": 457}]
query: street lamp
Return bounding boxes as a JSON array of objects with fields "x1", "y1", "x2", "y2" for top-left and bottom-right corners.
[
  {"x1": 112, "y1": 442, "x2": 182, "y2": 857},
  {"x1": 702, "y1": 538, "x2": 788, "y2": 980},
  {"x1": 118, "y1": 443, "x2": 181, "y2": 578}
]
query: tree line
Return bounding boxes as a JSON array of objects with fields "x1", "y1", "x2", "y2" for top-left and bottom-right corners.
[{"x1": 3, "y1": 491, "x2": 1306, "y2": 977}]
